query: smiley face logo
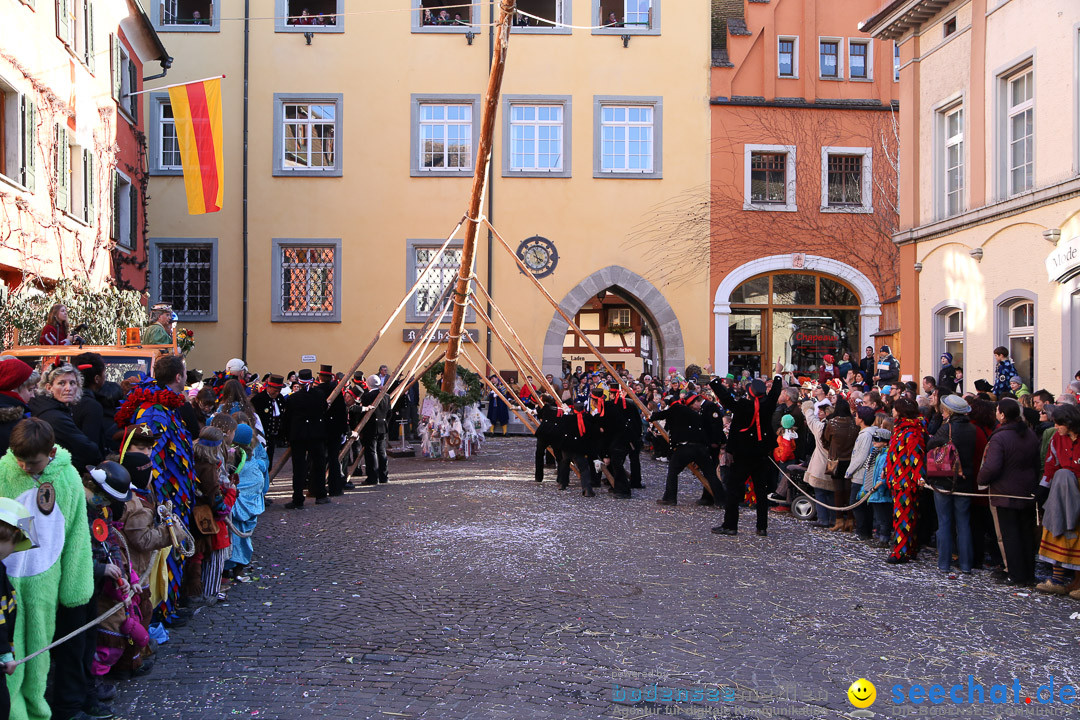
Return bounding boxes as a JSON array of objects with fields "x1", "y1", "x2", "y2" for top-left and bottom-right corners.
[{"x1": 847, "y1": 678, "x2": 876, "y2": 708}]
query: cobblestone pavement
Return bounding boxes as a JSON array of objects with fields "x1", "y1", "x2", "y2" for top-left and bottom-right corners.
[{"x1": 113, "y1": 437, "x2": 1080, "y2": 720}]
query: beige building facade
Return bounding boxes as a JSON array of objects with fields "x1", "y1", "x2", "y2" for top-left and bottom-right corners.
[
  {"x1": 865, "y1": 0, "x2": 1080, "y2": 391},
  {"x1": 144, "y1": 1, "x2": 711, "y2": 380}
]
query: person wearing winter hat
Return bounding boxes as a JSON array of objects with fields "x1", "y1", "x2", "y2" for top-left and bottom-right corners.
[
  {"x1": 819, "y1": 354, "x2": 839, "y2": 383},
  {"x1": 938, "y1": 352, "x2": 958, "y2": 394},
  {"x1": 846, "y1": 405, "x2": 883, "y2": 541},
  {"x1": 1009, "y1": 375, "x2": 1030, "y2": 398},
  {"x1": 710, "y1": 358, "x2": 785, "y2": 537},
  {"x1": 927, "y1": 393, "x2": 977, "y2": 574},
  {"x1": 0, "y1": 358, "x2": 36, "y2": 457},
  {"x1": 873, "y1": 345, "x2": 900, "y2": 386}
]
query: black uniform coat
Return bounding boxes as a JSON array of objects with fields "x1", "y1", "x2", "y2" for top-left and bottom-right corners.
[
  {"x1": 556, "y1": 409, "x2": 598, "y2": 455},
  {"x1": 251, "y1": 390, "x2": 286, "y2": 443},
  {"x1": 283, "y1": 386, "x2": 326, "y2": 444},
  {"x1": 359, "y1": 388, "x2": 392, "y2": 441},
  {"x1": 701, "y1": 399, "x2": 727, "y2": 447},
  {"x1": 317, "y1": 381, "x2": 349, "y2": 444},
  {"x1": 649, "y1": 404, "x2": 709, "y2": 446},
  {"x1": 710, "y1": 376, "x2": 782, "y2": 457}
]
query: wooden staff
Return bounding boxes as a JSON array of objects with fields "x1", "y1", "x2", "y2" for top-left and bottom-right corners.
[
  {"x1": 441, "y1": 0, "x2": 517, "y2": 394},
  {"x1": 484, "y1": 218, "x2": 713, "y2": 497}
]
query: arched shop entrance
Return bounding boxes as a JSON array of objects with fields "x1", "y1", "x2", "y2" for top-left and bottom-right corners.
[{"x1": 713, "y1": 255, "x2": 881, "y2": 377}]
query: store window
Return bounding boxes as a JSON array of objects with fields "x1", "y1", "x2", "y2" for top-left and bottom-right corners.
[{"x1": 727, "y1": 272, "x2": 860, "y2": 377}]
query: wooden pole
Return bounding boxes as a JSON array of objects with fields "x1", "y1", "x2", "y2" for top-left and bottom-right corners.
[
  {"x1": 441, "y1": 0, "x2": 516, "y2": 394},
  {"x1": 471, "y1": 297, "x2": 562, "y2": 409},
  {"x1": 484, "y1": 218, "x2": 713, "y2": 497}
]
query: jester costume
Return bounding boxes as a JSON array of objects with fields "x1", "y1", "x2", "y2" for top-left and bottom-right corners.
[
  {"x1": 884, "y1": 416, "x2": 926, "y2": 562},
  {"x1": 0, "y1": 448, "x2": 93, "y2": 720},
  {"x1": 114, "y1": 380, "x2": 195, "y2": 620}
]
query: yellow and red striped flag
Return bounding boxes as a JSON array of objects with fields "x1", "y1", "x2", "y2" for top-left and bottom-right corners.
[{"x1": 168, "y1": 78, "x2": 224, "y2": 215}]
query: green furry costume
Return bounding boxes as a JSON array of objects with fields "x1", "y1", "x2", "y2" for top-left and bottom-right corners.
[{"x1": 0, "y1": 447, "x2": 93, "y2": 720}]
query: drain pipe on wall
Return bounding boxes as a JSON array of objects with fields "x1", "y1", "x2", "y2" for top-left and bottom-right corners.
[
  {"x1": 241, "y1": 0, "x2": 251, "y2": 358},
  {"x1": 485, "y1": 0, "x2": 495, "y2": 363}
]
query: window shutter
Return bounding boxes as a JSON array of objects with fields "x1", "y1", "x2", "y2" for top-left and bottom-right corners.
[
  {"x1": 21, "y1": 98, "x2": 36, "y2": 191},
  {"x1": 55, "y1": 124, "x2": 69, "y2": 212},
  {"x1": 56, "y1": 0, "x2": 70, "y2": 44},
  {"x1": 129, "y1": 183, "x2": 138, "y2": 248},
  {"x1": 128, "y1": 57, "x2": 138, "y2": 119},
  {"x1": 111, "y1": 35, "x2": 121, "y2": 102},
  {"x1": 84, "y1": 150, "x2": 95, "y2": 224},
  {"x1": 86, "y1": 1, "x2": 95, "y2": 72},
  {"x1": 111, "y1": 169, "x2": 119, "y2": 239}
]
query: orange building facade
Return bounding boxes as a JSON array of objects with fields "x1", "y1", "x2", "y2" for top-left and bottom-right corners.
[{"x1": 710, "y1": 0, "x2": 901, "y2": 378}]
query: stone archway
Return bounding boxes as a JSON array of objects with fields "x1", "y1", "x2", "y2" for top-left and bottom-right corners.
[{"x1": 541, "y1": 266, "x2": 685, "y2": 377}]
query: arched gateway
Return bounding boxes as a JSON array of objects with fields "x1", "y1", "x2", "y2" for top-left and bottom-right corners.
[{"x1": 542, "y1": 266, "x2": 685, "y2": 378}]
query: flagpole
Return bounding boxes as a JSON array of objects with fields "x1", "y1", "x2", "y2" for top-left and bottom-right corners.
[{"x1": 128, "y1": 74, "x2": 226, "y2": 97}]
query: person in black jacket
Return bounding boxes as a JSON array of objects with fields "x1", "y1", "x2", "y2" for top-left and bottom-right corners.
[
  {"x1": 626, "y1": 389, "x2": 645, "y2": 489},
  {"x1": 927, "y1": 393, "x2": 978, "y2": 573},
  {"x1": 251, "y1": 374, "x2": 287, "y2": 467},
  {"x1": 28, "y1": 363, "x2": 102, "y2": 472},
  {"x1": 649, "y1": 393, "x2": 724, "y2": 506},
  {"x1": 72, "y1": 352, "x2": 112, "y2": 459},
  {"x1": 710, "y1": 359, "x2": 784, "y2": 536},
  {"x1": 555, "y1": 401, "x2": 599, "y2": 495},
  {"x1": 0, "y1": 359, "x2": 35, "y2": 456},
  {"x1": 695, "y1": 393, "x2": 728, "y2": 506},
  {"x1": 938, "y1": 353, "x2": 958, "y2": 394},
  {"x1": 534, "y1": 395, "x2": 561, "y2": 483},
  {"x1": 596, "y1": 383, "x2": 633, "y2": 499},
  {"x1": 316, "y1": 366, "x2": 349, "y2": 496},
  {"x1": 360, "y1": 374, "x2": 392, "y2": 486},
  {"x1": 282, "y1": 369, "x2": 328, "y2": 509}
]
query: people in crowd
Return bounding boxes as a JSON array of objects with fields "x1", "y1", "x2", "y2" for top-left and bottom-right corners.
[
  {"x1": 29, "y1": 363, "x2": 103, "y2": 472},
  {"x1": 0, "y1": 359, "x2": 36, "y2": 456},
  {"x1": 993, "y1": 346, "x2": 1020, "y2": 398},
  {"x1": 140, "y1": 304, "x2": 175, "y2": 347},
  {"x1": 38, "y1": 304, "x2": 82, "y2": 346},
  {"x1": 927, "y1": 394, "x2": 977, "y2": 574},
  {"x1": 884, "y1": 397, "x2": 926, "y2": 564},
  {"x1": 1034, "y1": 403, "x2": 1080, "y2": 597}
]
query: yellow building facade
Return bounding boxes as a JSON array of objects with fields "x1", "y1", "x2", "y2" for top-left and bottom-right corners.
[{"x1": 144, "y1": 1, "x2": 711, "y2": 381}]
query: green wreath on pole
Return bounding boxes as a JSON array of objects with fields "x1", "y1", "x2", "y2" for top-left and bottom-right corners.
[{"x1": 421, "y1": 364, "x2": 485, "y2": 409}]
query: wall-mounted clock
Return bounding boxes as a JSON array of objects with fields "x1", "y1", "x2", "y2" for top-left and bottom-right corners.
[{"x1": 516, "y1": 235, "x2": 559, "y2": 279}]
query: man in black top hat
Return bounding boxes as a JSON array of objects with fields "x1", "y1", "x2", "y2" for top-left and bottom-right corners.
[
  {"x1": 649, "y1": 393, "x2": 724, "y2": 506},
  {"x1": 343, "y1": 371, "x2": 368, "y2": 477},
  {"x1": 283, "y1": 369, "x2": 329, "y2": 508},
  {"x1": 252, "y1": 374, "x2": 286, "y2": 468},
  {"x1": 316, "y1": 365, "x2": 349, "y2": 496},
  {"x1": 710, "y1": 359, "x2": 784, "y2": 536},
  {"x1": 556, "y1": 401, "x2": 600, "y2": 495}
]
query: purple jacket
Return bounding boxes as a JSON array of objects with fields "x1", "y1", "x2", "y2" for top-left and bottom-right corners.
[{"x1": 976, "y1": 420, "x2": 1040, "y2": 509}]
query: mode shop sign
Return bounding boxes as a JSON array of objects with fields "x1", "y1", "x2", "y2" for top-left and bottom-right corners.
[{"x1": 1046, "y1": 235, "x2": 1080, "y2": 283}]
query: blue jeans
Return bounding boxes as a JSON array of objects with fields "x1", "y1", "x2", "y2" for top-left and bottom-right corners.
[
  {"x1": 814, "y1": 488, "x2": 834, "y2": 526},
  {"x1": 934, "y1": 491, "x2": 972, "y2": 572}
]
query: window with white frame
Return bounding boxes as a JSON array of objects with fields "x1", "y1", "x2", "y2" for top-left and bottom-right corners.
[
  {"x1": 509, "y1": 104, "x2": 563, "y2": 172},
  {"x1": 1005, "y1": 67, "x2": 1034, "y2": 196},
  {"x1": 276, "y1": 0, "x2": 343, "y2": 33},
  {"x1": 112, "y1": 170, "x2": 136, "y2": 249},
  {"x1": 595, "y1": 0, "x2": 656, "y2": 32},
  {"x1": 416, "y1": 0, "x2": 476, "y2": 29},
  {"x1": 158, "y1": 101, "x2": 181, "y2": 171},
  {"x1": 113, "y1": 40, "x2": 137, "y2": 120},
  {"x1": 413, "y1": 246, "x2": 462, "y2": 318},
  {"x1": 819, "y1": 39, "x2": 841, "y2": 79},
  {"x1": 420, "y1": 103, "x2": 472, "y2": 171},
  {"x1": 280, "y1": 245, "x2": 337, "y2": 318},
  {"x1": 848, "y1": 40, "x2": 870, "y2": 80},
  {"x1": 157, "y1": 243, "x2": 214, "y2": 316},
  {"x1": 941, "y1": 105, "x2": 964, "y2": 217},
  {"x1": 273, "y1": 94, "x2": 343, "y2": 177},
  {"x1": 56, "y1": 0, "x2": 79, "y2": 50},
  {"x1": 156, "y1": 0, "x2": 217, "y2": 30},
  {"x1": 0, "y1": 79, "x2": 35, "y2": 188},
  {"x1": 778, "y1": 36, "x2": 798, "y2": 78},
  {"x1": 743, "y1": 144, "x2": 795, "y2": 211},
  {"x1": 820, "y1": 146, "x2": 872, "y2": 212},
  {"x1": 599, "y1": 105, "x2": 653, "y2": 174},
  {"x1": 943, "y1": 309, "x2": 964, "y2": 370},
  {"x1": 608, "y1": 308, "x2": 631, "y2": 327},
  {"x1": 894, "y1": 43, "x2": 900, "y2": 81},
  {"x1": 511, "y1": 0, "x2": 568, "y2": 31},
  {"x1": 1007, "y1": 300, "x2": 1035, "y2": 387}
]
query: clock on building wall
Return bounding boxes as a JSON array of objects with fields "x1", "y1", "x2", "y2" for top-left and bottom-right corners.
[{"x1": 516, "y1": 236, "x2": 559, "y2": 279}]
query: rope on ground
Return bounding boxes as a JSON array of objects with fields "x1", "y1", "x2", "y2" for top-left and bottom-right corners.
[
  {"x1": 770, "y1": 459, "x2": 880, "y2": 512},
  {"x1": 14, "y1": 601, "x2": 129, "y2": 666}
]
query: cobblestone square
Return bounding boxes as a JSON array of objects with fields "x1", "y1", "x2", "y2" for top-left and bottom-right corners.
[{"x1": 114, "y1": 438, "x2": 1079, "y2": 720}]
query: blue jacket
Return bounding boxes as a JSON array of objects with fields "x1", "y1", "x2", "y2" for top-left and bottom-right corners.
[
  {"x1": 858, "y1": 445, "x2": 892, "y2": 503},
  {"x1": 993, "y1": 359, "x2": 1019, "y2": 397}
]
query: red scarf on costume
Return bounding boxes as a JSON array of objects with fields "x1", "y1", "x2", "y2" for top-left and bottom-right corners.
[
  {"x1": 740, "y1": 388, "x2": 763, "y2": 441},
  {"x1": 575, "y1": 410, "x2": 586, "y2": 435}
]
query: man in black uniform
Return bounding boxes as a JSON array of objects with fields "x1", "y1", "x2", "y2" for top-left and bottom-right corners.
[
  {"x1": 649, "y1": 393, "x2": 724, "y2": 507},
  {"x1": 316, "y1": 365, "x2": 349, "y2": 496},
  {"x1": 360, "y1": 374, "x2": 391, "y2": 485},
  {"x1": 343, "y1": 371, "x2": 368, "y2": 477},
  {"x1": 695, "y1": 390, "x2": 728, "y2": 506},
  {"x1": 710, "y1": 359, "x2": 784, "y2": 536},
  {"x1": 626, "y1": 388, "x2": 645, "y2": 489},
  {"x1": 283, "y1": 369, "x2": 328, "y2": 508},
  {"x1": 534, "y1": 394, "x2": 561, "y2": 483},
  {"x1": 251, "y1": 374, "x2": 286, "y2": 467},
  {"x1": 597, "y1": 382, "x2": 634, "y2": 499},
  {"x1": 556, "y1": 401, "x2": 599, "y2": 495}
]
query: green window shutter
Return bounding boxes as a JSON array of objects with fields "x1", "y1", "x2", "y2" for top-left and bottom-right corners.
[
  {"x1": 86, "y1": 1, "x2": 95, "y2": 72},
  {"x1": 85, "y1": 150, "x2": 95, "y2": 224},
  {"x1": 21, "y1": 98, "x2": 36, "y2": 191},
  {"x1": 55, "y1": 124, "x2": 69, "y2": 213},
  {"x1": 111, "y1": 35, "x2": 121, "y2": 101},
  {"x1": 111, "y1": 169, "x2": 119, "y2": 239},
  {"x1": 128, "y1": 57, "x2": 138, "y2": 119},
  {"x1": 129, "y1": 183, "x2": 138, "y2": 248},
  {"x1": 56, "y1": 0, "x2": 70, "y2": 45}
]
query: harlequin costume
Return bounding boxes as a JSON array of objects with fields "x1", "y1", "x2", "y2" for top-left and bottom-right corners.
[
  {"x1": 0, "y1": 447, "x2": 93, "y2": 720},
  {"x1": 884, "y1": 416, "x2": 926, "y2": 562},
  {"x1": 114, "y1": 379, "x2": 196, "y2": 620}
]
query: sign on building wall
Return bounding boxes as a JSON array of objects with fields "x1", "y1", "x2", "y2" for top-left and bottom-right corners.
[
  {"x1": 402, "y1": 329, "x2": 481, "y2": 343},
  {"x1": 1046, "y1": 236, "x2": 1080, "y2": 283}
]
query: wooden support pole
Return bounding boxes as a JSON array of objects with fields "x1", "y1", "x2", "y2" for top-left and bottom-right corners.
[
  {"x1": 485, "y1": 218, "x2": 713, "y2": 497},
  {"x1": 441, "y1": 0, "x2": 516, "y2": 394}
]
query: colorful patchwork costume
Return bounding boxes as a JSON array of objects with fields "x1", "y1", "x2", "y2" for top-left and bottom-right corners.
[
  {"x1": 884, "y1": 416, "x2": 926, "y2": 561},
  {"x1": 0, "y1": 447, "x2": 93, "y2": 720}
]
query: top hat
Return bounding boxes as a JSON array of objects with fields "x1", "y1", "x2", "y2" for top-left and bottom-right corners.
[
  {"x1": 266, "y1": 374, "x2": 285, "y2": 388},
  {"x1": 298, "y1": 369, "x2": 314, "y2": 382},
  {"x1": 318, "y1": 364, "x2": 334, "y2": 377}
]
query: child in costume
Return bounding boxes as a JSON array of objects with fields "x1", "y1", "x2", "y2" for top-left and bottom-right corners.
[
  {"x1": 0, "y1": 497, "x2": 39, "y2": 720},
  {"x1": 884, "y1": 399, "x2": 927, "y2": 564},
  {"x1": 184, "y1": 426, "x2": 227, "y2": 604},
  {"x1": 226, "y1": 423, "x2": 266, "y2": 577},
  {"x1": 0, "y1": 418, "x2": 93, "y2": 720},
  {"x1": 205, "y1": 416, "x2": 238, "y2": 602}
]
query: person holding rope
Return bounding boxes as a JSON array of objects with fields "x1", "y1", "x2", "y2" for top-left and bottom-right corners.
[
  {"x1": 845, "y1": 406, "x2": 882, "y2": 541},
  {"x1": 1033, "y1": 403, "x2": 1080, "y2": 597},
  {"x1": 926, "y1": 394, "x2": 977, "y2": 575},
  {"x1": 709, "y1": 360, "x2": 784, "y2": 537}
]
